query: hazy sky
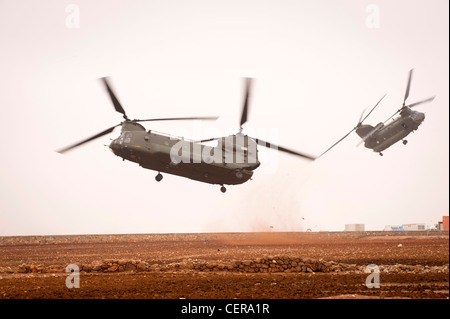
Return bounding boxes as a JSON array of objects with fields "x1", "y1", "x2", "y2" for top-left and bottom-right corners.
[{"x1": 0, "y1": 0, "x2": 448, "y2": 236}]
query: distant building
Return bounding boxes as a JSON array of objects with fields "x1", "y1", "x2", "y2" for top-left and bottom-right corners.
[
  {"x1": 401, "y1": 223, "x2": 426, "y2": 231},
  {"x1": 384, "y1": 225, "x2": 403, "y2": 231},
  {"x1": 345, "y1": 224, "x2": 365, "y2": 231},
  {"x1": 438, "y1": 216, "x2": 449, "y2": 231},
  {"x1": 384, "y1": 223, "x2": 440, "y2": 231}
]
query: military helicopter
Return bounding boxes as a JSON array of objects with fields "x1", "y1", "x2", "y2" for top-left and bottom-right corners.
[
  {"x1": 57, "y1": 77, "x2": 316, "y2": 192},
  {"x1": 319, "y1": 69, "x2": 435, "y2": 157}
]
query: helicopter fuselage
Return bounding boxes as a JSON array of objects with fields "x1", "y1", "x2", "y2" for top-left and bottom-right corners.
[
  {"x1": 357, "y1": 109, "x2": 425, "y2": 153},
  {"x1": 109, "y1": 122, "x2": 261, "y2": 186}
]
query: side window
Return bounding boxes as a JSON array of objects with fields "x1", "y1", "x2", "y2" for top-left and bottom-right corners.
[
  {"x1": 124, "y1": 132, "x2": 132, "y2": 144},
  {"x1": 118, "y1": 132, "x2": 125, "y2": 144}
]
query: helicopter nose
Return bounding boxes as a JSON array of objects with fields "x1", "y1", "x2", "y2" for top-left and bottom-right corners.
[
  {"x1": 415, "y1": 112, "x2": 425, "y2": 124},
  {"x1": 109, "y1": 139, "x2": 119, "y2": 153}
]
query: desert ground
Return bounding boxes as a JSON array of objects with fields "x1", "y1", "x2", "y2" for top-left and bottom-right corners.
[{"x1": 0, "y1": 231, "x2": 448, "y2": 301}]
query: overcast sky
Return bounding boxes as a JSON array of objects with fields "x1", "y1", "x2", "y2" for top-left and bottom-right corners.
[{"x1": 0, "y1": 0, "x2": 448, "y2": 236}]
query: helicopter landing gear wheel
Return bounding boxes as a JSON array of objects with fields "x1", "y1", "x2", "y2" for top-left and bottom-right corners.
[
  {"x1": 403, "y1": 140, "x2": 408, "y2": 145},
  {"x1": 220, "y1": 185, "x2": 227, "y2": 193},
  {"x1": 155, "y1": 172, "x2": 163, "y2": 182},
  {"x1": 379, "y1": 152, "x2": 383, "y2": 156}
]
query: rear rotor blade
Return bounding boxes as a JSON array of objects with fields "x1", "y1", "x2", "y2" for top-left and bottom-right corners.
[
  {"x1": 403, "y1": 69, "x2": 414, "y2": 106},
  {"x1": 356, "y1": 125, "x2": 380, "y2": 147},
  {"x1": 357, "y1": 107, "x2": 368, "y2": 125},
  {"x1": 360, "y1": 94, "x2": 387, "y2": 124},
  {"x1": 136, "y1": 116, "x2": 219, "y2": 122},
  {"x1": 100, "y1": 77, "x2": 128, "y2": 120},
  {"x1": 57, "y1": 124, "x2": 119, "y2": 154},
  {"x1": 319, "y1": 94, "x2": 387, "y2": 158},
  {"x1": 405, "y1": 96, "x2": 435, "y2": 108},
  {"x1": 253, "y1": 137, "x2": 316, "y2": 161},
  {"x1": 240, "y1": 77, "x2": 252, "y2": 129},
  {"x1": 194, "y1": 137, "x2": 220, "y2": 143},
  {"x1": 317, "y1": 128, "x2": 357, "y2": 158},
  {"x1": 356, "y1": 139, "x2": 365, "y2": 148}
]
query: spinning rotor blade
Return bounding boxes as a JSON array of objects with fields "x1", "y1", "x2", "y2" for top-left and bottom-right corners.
[
  {"x1": 317, "y1": 128, "x2": 356, "y2": 158},
  {"x1": 384, "y1": 95, "x2": 435, "y2": 124},
  {"x1": 240, "y1": 77, "x2": 252, "y2": 129},
  {"x1": 194, "y1": 78, "x2": 316, "y2": 160},
  {"x1": 59, "y1": 77, "x2": 221, "y2": 154},
  {"x1": 360, "y1": 94, "x2": 387, "y2": 124},
  {"x1": 403, "y1": 69, "x2": 413, "y2": 106},
  {"x1": 100, "y1": 77, "x2": 128, "y2": 120},
  {"x1": 383, "y1": 110, "x2": 400, "y2": 124},
  {"x1": 355, "y1": 139, "x2": 365, "y2": 148},
  {"x1": 406, "y1": 96, "x2": 436, "y2": 108},
  {"x1": 357, "y1": 107, "x2": 368, "y2": 125},
  {"x1": 253, "y1": 137, "x2": 316, "y2": 161},
  {"x1": 194, "y1": 137, "x2": 220, "y2": 143},
  {"x1": 57, "y1": 124, "x2": 120, "y2": 154},
  {"x1": 318, "y1": 94, "x2": 386, "y2": 158},
  {"x1": 136, "y1": 116, "x2": 219, "y2": 122},
  {"x1": 356, "y1": 125, "x2": 380, "y2": 147}
]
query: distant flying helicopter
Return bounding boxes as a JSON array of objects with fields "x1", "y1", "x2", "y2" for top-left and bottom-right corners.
[
  {"x1": 57, "y1": 77, "x2": 316, "y2": 192},
  {"x1": 319, "y1": 69, "x2": 435, "y2": 157}
]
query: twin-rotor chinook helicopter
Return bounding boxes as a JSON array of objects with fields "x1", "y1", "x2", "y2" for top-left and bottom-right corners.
[
  {"x1": 57, "y1": 77, "x2": 316, "y2": 192},
  {"x1": 319, "y1": 69, "x2": 435, "y2": 157},
  {"x1": 58, "y1": 70, "x2": 434, "y2": 191}
]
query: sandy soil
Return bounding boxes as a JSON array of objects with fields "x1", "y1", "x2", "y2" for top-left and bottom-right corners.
[{"x1": 0, "y1": 232, "x2": 448, "y2": 300}]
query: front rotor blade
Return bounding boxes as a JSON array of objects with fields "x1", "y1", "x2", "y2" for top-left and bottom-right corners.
[
  {"x1": 100, "y1": 77, "x2": 128, "y2": 120},
  {"x1": 383, "y1": 109, "x2": 401, "y2": 124},
  {"x1": 136, "y1": 116, "x2": 219, "y2": 122},
  {"x1": 240, "y1": 77, "x2": 252, "y2": 129},
  {"x1": 406, "y1": 96, "x2": 435, "y2": 108},
  {"x1": 403, "y1": 69, "x2": 414, "y2": 106},
  {"x1": 57, "y1": 124, "x2": 119, "y2": 154},
  {"x1": 254, "y1": 138, "x2": 316, "y2": 160}
]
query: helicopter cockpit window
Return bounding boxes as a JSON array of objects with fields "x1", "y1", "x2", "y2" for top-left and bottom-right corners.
[{"x1": 124, "y1": 132, "x2": 132, "y2": 144}]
